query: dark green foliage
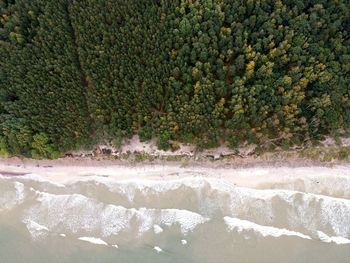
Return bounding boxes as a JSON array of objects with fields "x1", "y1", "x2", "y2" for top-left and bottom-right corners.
[
  {"x1": 138, "y1": 126, "x2": 153, "y2": 142},
  {"x1": 1, "y1": 0, "x2": 350, "y2": 158},
  {"x1": 0, "y1": 0, "x2": 90, "y2": 157},
  {"x1": 156, "y1": 130, "x2": 171, "y2": 151},
  {"x1": 160, "y1": 0, "x2": 350, "y2": 147},
  {"x1": 68, "y1": 0, "x2": 177, "y2": 137}
]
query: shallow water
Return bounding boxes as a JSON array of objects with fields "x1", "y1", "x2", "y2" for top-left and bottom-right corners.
[{"x1": 0, "y1": 173, "x2": 349, "y2": 263}]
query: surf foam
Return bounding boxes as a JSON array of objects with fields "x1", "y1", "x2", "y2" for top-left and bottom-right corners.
[
  {"x1": 153, "y1": 246, "x2": 162, "y2": 253},
  {"x1": 78, "y1": 237, "x2": 108, "y2": 246},
  {"x1": 224, "y1": 216, "x2": 312, "y2": 240},
  {"x1": 317, "y1": 231, "x2": 350, "y2": 245},
  {"x1": 23, "y1": 220, "x2": 49, "y2": 240},
  {"x1": 0, "y1": 181, "x2": 26, "y2": 211},
  {"x1": 23, "y1": 190, "x2": 208, "y2": 239},
  {"x1": 153, "y1": 224, "x2": 163, "y2": 234}
]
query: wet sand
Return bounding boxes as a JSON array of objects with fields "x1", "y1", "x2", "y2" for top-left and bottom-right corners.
[
  {"x1": 1, "y1": 159, "x2": 350, "y2": 198},
  {"x1": 0, "y1": 171, "x2": 29, "y2": 177}
]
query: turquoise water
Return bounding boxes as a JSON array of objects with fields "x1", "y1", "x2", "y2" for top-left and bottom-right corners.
[{"x1": 0, "y1": 174, "x2": 349, "y2": 263}]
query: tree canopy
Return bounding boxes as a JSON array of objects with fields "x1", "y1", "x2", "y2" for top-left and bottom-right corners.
[{"x1": 1, "y1": 0, "x2": 349, "y2": 157}]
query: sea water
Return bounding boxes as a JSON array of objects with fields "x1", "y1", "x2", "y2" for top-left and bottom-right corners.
[{"x1": 0, "y1": 173, "x2": 349, "y2": 263}]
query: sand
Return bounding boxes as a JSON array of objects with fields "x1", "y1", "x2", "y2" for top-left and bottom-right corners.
[
  {"x1": 1, "y1": 158, "x2": 350, "y2": 199},
  {"x1": 1, "y1": 157, "x2": 350, "y2": 263}
]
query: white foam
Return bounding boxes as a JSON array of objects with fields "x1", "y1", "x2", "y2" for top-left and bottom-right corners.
[
  {"x1": 14, "y1": 181, "x2": 25, "y2": 199},
  {"x1": 23, "y1": 190, "x2": 208, "y2": 240},
  {"x1": 153, "y1": 224, "x2": 163, "y2": 234},
  {"x1": 226, "y1": 215, "x2": 350, "y2": 245},
  {"x1": 20, "y1": 178, "x2": 350, "y2": 244},
  {"x1": 23, "y1": 220, "x2": 49, "y2": 240},
  {"x1": 153, "y1": 246, "x2": 162, "y2": 253},
  {"x1": 92, "y1": 176, "x2": 208, "y2": 202},
  {"x1": 59, "y1": 233, "x2": 66, "y2": 237},
  {"x1": 224, "y1": 216, "x2": 311, "y2": 240},
  {"x1": 156, "y1": 208, "x2": 209, "y2": 235},
  {"x1": 88, "y1": 177, "x2": 350, "y2": 238},
  {"x1": 112, "y1": 244, "x2": 119, "y2": 249},
  {"x1": 0, "y1": 181, "x2": 26, "y2": 211},
  {"x1": 181, "y1": 239, "x2": 187, "y2": 245},
  {"x1": 78, "y1": 237, "x2": 108, "y2": 246},
  {"x1": 220, "y1": 185, "x2": 350, "y2": 238},
  {"x1": 66, "y1": 176, "x2": 350, "y2": 238},
  {"x1": 317, "y1": 231, "x2": 350, "y2": 245}
]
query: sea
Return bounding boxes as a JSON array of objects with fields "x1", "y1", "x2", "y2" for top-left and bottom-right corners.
[{"x1": 0, "y1": 171, "x2": 349, "y2": 263}]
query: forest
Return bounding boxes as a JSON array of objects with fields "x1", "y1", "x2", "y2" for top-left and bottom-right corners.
[{"x1": 0, "y1": 0, "x2": 349, "y2": 158}]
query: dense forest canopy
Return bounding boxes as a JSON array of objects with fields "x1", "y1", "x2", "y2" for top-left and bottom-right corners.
[{"x1": 0, "y1": 0, "x2": 349, "y2": 158}]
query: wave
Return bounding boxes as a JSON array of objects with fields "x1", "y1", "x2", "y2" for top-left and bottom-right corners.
[
  {"x1": 23, "y1": 219, "x2": 49, "y2": 239},
  {"x1": 22, "y1": 190, "x2": 208, "y2": 240},
  {"x1": 153, "y1": 246, "x2": 162, "y2": 253},
  {"x1": 225, "y1": 186, "x2": 350, "y2": 239},
  {"x1": 316, "y1": 231, "x2": 350, "y2": 245},
  {"x1": 77, "y1": 236, "x2": 119, "y2": 248},
  {"x1": 78, "y1": 237, "x2": 108, "y2": 246},
  {"x1": 224, "y1": 216, "x2": 311, "y2": 240},
  {"x1": 0, "y1": 181, "x2": 26, "y2": 211},
  {"x1": 1, "y1": 175, "x2": 348, "y2": 245},
  {"x1": 153, "y1": 224, "x2": 163, "y2": 234},
  {"x1": 224, "y1": 216, "x2": 350, "y2": 245},
  {"x1": 65, "y1": 177, "x2": 350, "y2": 239}
]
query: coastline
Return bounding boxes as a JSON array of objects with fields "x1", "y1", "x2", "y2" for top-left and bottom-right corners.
[
  {"x1": 1, "y1": 134, "x2": 350, "y2": 199},
  {"x1": 1, "y1": 152, "x2": 350, "y2": 257},
  {"x1": 1, "y1": 155, "x2": 350, "y2": 200}
]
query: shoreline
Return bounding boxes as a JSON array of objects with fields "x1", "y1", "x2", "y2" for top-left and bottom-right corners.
[{"x1": 1, "y1": 156, "x2": 350, "y2": 200}]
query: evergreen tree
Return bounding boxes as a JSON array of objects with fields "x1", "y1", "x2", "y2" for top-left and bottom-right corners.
[{"x1": 1, "y1": 0, "x2": 349, "y2": 157}]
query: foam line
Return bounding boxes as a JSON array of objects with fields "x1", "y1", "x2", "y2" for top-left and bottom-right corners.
[
  {"x1": 317, "y1": 231, "x2": 350, "y2": 245},
  {"x1": 224, "y1": 216, "x2": 312, "y2": 240},
  {"x1": 78, "y1": 237, "x2": 108, "y2": 246}
]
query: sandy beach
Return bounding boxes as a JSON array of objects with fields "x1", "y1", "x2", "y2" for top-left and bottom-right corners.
[
  {"x1": 1, "y1": 157, "x2": 350, "y2": 200},
  {"x1": 1, "y1": 157, "x2": 350, "y2": 263}
]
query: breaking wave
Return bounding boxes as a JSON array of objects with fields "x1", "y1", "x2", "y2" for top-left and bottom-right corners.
[{"x1": 1, "y1": 175, "x2": 349, "y2": 246}]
